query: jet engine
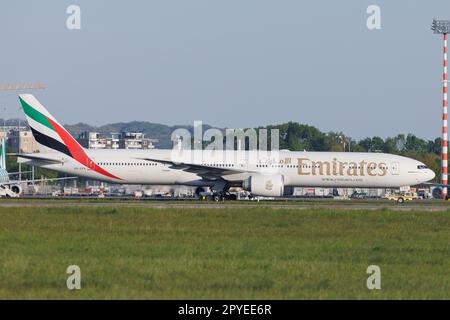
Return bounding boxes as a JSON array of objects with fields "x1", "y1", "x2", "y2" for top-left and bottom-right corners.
[
  {"x1": 10, "y1": 184, "x2": 22, "y2": 196},
  {"x1": 432, "y1": 187, "x2": 443, "y2": 199},
  {"x1": 243, "y1": 174, "x2": 284, "y2": 197}
]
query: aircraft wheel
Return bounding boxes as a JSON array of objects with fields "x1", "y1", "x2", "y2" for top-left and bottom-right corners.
[
  {"x1": 397, "y1": 197, "x2": 405, "y2": 204},
  {"x1": 226, "y1": 194, "x2": 237, "y2": 201}
]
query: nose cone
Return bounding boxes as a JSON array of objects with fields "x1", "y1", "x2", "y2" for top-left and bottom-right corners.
[{"x1": 426, "y1": 169, "x2": 436, "y2": 181}]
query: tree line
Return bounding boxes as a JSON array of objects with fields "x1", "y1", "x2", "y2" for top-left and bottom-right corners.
[{"x1": 263, "y1": 122, "x2": 441, "y2": 182}]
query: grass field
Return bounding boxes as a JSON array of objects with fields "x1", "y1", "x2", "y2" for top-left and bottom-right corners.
[{"x1": 0, "y1": 205, "x2": 449, "y2": 299}]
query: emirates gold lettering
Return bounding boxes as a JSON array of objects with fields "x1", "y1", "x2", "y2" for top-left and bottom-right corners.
[
  {"x1": 297, "y1": 158, "x2": 388, "y2": 177},
  {"x1": 347, "y1": 162, "x2": 358, "y2": 176},
  {"x1": 332, "y1": 158, "x2": 338, "y2": 175},
  {"x1": 339, "y1": 161, "x2": 348, "y2": 176},
  {"x1": 359, "y1": 160, "x2": 366, "y2": 176},
  {"x1": 367, "y1": 162, "x2": 377, "y2": 176},
  {"x1": 297, "y1": 158, "x2": 310, "y2": 175},
  {"x1": 378, "y1": 163, "x2": 387, "y2": 176},
  {"x1": 311, "y1": 161, "x2": 330, "y2": 176}
]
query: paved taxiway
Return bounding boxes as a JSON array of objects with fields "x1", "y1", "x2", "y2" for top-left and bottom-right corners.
[{"x1": 0, "y1": 199, "x2": 449, "y2": 211}]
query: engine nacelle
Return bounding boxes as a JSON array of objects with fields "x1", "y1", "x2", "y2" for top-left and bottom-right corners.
[
  {"x1": 432, "y1": 187, "x2": 443, "y2": 199},
  {"x1": 243, "y1": 174, "x2": 284, "y2": 197},
  {"x1": 10, "y1": 184, "x2": 22, "y2": 196}
]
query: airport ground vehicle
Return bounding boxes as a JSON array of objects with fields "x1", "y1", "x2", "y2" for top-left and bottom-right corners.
[
  {"x1": 350, "y1": 191, "x2": 367, "y2": 199},
  {"x1": 384, "y1": 192, "x2": 420, "y2": 203}
]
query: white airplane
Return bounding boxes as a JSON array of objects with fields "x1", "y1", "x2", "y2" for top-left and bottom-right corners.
[{"x1": 15, "y1": 94, "x2": 435, "y2": 200}]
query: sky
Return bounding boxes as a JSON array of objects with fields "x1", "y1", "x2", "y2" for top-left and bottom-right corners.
[{"x1": 1, "y1": 0, "x2": 449, "y2": 140}]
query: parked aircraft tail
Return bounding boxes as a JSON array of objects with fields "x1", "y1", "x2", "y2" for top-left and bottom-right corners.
[
  {"x1": 0, "y1": 138, "x2": 6, "y2": 169},
  {"x1": 19, "y1": 94, "x2": 84, "y2": 156},
  {"x1": 18, "y1": 94, "x2": 121, "y2": 180}
]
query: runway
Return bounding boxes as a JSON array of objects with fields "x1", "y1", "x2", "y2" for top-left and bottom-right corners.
[{"x1": 1, "y1": 198, "x2": 449, "y2": 211}]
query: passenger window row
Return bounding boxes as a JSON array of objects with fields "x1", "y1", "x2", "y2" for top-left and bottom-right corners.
[{"x1": 98, "y1": 162, "x2": 158, "y2": 166}]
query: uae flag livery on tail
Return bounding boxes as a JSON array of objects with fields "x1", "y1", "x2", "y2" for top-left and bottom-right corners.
[{"x1": 18, "y1": 94, "x2": 122, "y2": 181}]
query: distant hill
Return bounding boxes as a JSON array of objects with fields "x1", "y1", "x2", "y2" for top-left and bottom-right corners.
[
  {"x1": 0, "y1": 118, "x2": 27, "y2": 127},
  {"x1": 2, "y1": 118, "x2": 220, "y2": 148},
  {"x1": 64, "y1": 121, "x2": 219, "y2": 149}
]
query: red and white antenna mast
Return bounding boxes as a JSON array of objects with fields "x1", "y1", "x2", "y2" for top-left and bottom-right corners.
[{"x1": 432, "y1": 19, "x2": 450, "y2": 199}]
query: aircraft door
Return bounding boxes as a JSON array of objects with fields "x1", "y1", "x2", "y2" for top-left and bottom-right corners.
[{"x1": 390, "y1": 162, "x2": 400, "y2": 175}]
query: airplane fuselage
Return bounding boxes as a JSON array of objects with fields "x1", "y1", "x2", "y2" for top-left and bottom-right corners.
[{"x1": 23, "y1": 149, "x2": 435, "y2": 189}]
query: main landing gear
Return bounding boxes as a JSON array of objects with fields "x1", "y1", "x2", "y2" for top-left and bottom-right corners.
[{"x1": 200, "y1": 192, "x2": 238, "y2": 201}]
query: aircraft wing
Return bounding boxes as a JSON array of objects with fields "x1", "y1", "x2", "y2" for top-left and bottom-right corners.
[
  {"x1": 6, "y1": 176, "x2": 78, "y2": 185},
  {"x1": 137, "y1": 157, "x2": 249, "y2": 180},
  {"x1": 8, "y1": 153, "x2": 64, "y2": 164}
]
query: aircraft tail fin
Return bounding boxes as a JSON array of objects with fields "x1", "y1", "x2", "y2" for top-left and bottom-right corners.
[
  {"x1": 18, "y1": 94, "x2": 84, "y2": 157},
  {"x1": 0, "y1": 138, "x2": 6, "y2": 169},
  {"x1": 18, "y1": 94, "x2": 122, "y2": 181}
]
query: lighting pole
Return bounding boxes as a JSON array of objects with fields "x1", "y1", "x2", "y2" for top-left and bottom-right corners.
[
  {"x1": 432, "y1": 19, "x2": 450, "y2": 199},
  {"x1": 2, "y1": 107, "x2": 5, "y2": 129},
  {"x1": 338, "y1": 135, "x2": 347, "y2": 152}
]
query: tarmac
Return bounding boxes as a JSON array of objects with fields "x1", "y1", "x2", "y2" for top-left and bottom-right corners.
[{"x1": 0, "y1": 197, "x2": 449, "y2": 211}]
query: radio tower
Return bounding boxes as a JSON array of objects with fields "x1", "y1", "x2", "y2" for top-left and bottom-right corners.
[{"x1": 432, "y1": 20, "x2": 450, "y2": 199}]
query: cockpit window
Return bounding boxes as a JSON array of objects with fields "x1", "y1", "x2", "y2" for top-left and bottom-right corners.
[{"x1": 417, "y1": 165, "x2": 428, "y2": 169}]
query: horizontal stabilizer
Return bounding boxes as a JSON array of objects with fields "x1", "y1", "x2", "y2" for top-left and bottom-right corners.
[{"x1": 8, "y1": 153, "x2": 64, "y2": 164}]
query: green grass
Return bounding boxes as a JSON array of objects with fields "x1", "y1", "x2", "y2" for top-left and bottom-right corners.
[{"x1": 0, "y1": 206, "x2": 449, "y2": 299}]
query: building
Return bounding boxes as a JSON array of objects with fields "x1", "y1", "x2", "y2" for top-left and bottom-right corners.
[
  {"x1": 8, "y1": 129, "x2": 40, "y2": 153},
  {"x1": 77, "y1": 131, "x2": 157, "y2": 150},
  {"x1": 109, "y1": 133, "x2": 121, "y2": 149},
  {"x1": 78, "y1": 132, "x2": 108, "y2": 149},
  {"x1": 118, "y1": 132, "x2": 157, "y2": 149},
  {"x1": 0, "y1": 126, "x2": 27, "y2": 144}
]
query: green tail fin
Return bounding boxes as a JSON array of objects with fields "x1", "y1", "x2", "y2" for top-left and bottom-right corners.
[{"x1": 0, "y1": 138, "x2": 6, "y2": 170}]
